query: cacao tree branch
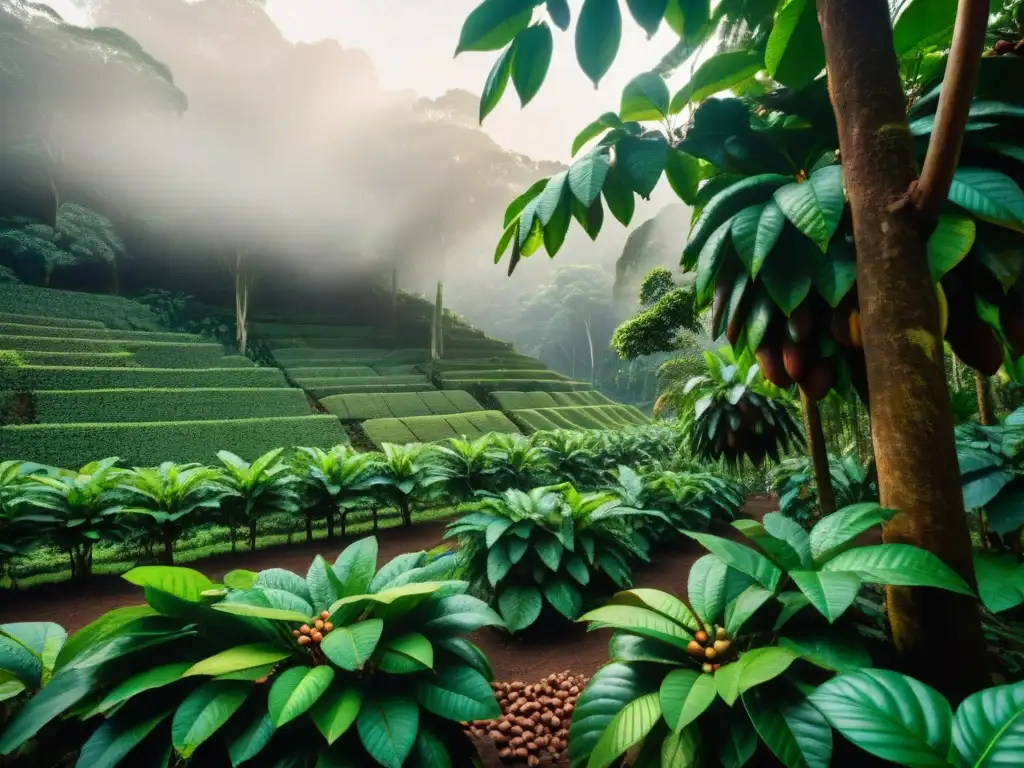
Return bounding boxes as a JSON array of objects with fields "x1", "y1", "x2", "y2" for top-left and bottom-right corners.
[{"x1": 910, "y1": 0, "x2": 991, "y2": 218}]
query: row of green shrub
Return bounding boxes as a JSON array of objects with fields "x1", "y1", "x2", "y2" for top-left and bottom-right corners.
[
  {"x1": 511, "y1": 404, "x2": 650, "y2": 432},
  {"x1": 438, "y1": 367, "x2": 569, "y2": 381},
  {"x1": 0, "y1": 365, "x2": 288, "y2": 390},
  {"x1": 439, "y1": 377, "x2": 591, "y2": 394},
  {"x1": 13, "y1": 351, "x2": 138, "y2": 368},
  {"x1": 489, "y1": 389, "x2": 616, "y2": 410},
  {"x1": 0, "y1": 321, "x2": 198, "y2": 343},
  {"x1": 361, "y1": 410, "x2": 519, "y2": 446},
  {"x1": 278, "y1": 365, "x2": 378, "y2": 378},
  {"x1": 0, "y1": 312, "x2": 104, "y2": 329},
  {"x1": 0, "y1": 415, "x2": 349, "y2": 467},
  {"x1": 321, "y1": 389, "x2": 482, "y2": 422},
  {"x1": 0, "y1": 284, "x2": 162, "y2": 330},
  {"x1": 3, "y1": 387, "x2": 313, "y2": 425},
  {"x1": 0, "y1": 334, "x2": 228, "y2": 367}
]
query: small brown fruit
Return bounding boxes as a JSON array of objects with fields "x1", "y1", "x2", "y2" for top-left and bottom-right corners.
[
  {"x1": 714, "y1": 639, "x2": 731, "y2": 655},
  {"x1": 320, "y1": 610, "x2": 330, "y2": 620},
  {"x1": 782, "y1": 338, "x2": 811, "y2": 382},
  {"x1": 323, "y1": 622, "x2": 334, "y2": 632},
  {"x1": 705, "y1": 647, "x2": 718, "y2": 660},
  {"x1": 311, "y1": 631, "x2": 323, "y2": 643},
  {"x1": 716, "y1": 627, "x2": 727, "y2": 641},
  {"x1": 515, "y1": 747, "x2": 529, "y2": 759},
  {"x1": 314, "y1": 619, "x2": 324, "y2": 630},
  {"x1": 292, "y1": 629, "x2": 301, "y2": 638},
  {"x1": 694, "y1": 630, "x2": 708, "y2": 644},
  {"x1": 298, "y1": 635, "x2": 311, "y2": 646},
  {"x1": 756, "y1": 340, "x2": 794, "y2": 388},
  {"x1": 687, "y1": 640, "x2": 704, "y2": 658},
  {"x1": 299, "y1": 624, "x2": 311, "y2": 635},
  {"x1": 702, "y1": 663, "x2": 713, "y2": 673},
  {"x1": 499, "y1": 748, "x2": 512, "y2": 759}
]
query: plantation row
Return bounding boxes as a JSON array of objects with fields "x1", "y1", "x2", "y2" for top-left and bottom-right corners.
[{"x1": 0, "y1": 424, "x2": 682, "y2": 584}]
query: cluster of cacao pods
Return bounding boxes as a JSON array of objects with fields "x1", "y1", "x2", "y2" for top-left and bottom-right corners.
[
  {"x1": 687, "y1": 626, "x2": 734, "y2": 673},
  {"x1": 944, "y1": 262, "x2": 1023, "y2": 376},
  {"x1": 466, "y1": 671, "x2": 587, "y2": 766},
  {"x1": 292, "y1": 610, "x2": 335, "y2": 646}
]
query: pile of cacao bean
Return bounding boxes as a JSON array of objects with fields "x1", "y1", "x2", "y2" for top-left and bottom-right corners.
[{"x1": 466, "y1": 670, "x2": 589, "y2": 766}]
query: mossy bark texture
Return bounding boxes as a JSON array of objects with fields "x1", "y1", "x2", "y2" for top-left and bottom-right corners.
[
  {"x1": 816, "y1": 0, "x2": 987, "y2": 701},
  {"x1": 800, "y1": 390, "x2": 836, "y2": 516},
  {"x1": 975, "y1": 371, "x2": 995, "y2": 425}
]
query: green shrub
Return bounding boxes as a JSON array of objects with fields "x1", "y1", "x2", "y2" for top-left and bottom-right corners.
[
  {"x1": 13, "y1": 351, "x2": 138, "y2": 368},
  {"x1": 511, "y1": 408, "x2": 561, "y2": 432},
  {"x1": 0, "y1": 322, "x2": 198, "y2": 343},
  {"x1": 447, "y1": 484, "x2": 662, "y2": 632},
  {"x1": 321, "y1": 392, "x2": 394, "y2": 421},
  {"x1": 429, "y1": 356, "x2": 541, "y2": 370},
  {"x1": 550, "y1": 390, "x2": 618, "y2": 407},
  {"x1": 0, "y1": 284, "x2": 162, "y2": 329},
  {"x1": 293, "y1": 375, "x2": 427, "y2": 389},
  {"x1": 0, "y1": 350, "x2": 26, "y2": 368},
  {"x1": 0, "y1": 336, "x2": 227, "y2": 367},
  {"x1": 361, "y1": 412, "x2": 519, "y2": 448},
  {"x1": 215, "y1": 355, "x2": 255, "y2": 368},
  {"x1": 430, "y1": 390, "x2": 482, "y2": 413},
  {"x1": 361, "y1": 417, "x2": 417, "y2": 446},
  {"x1": 22, "y1": 388, "x2": 312, "y2": 424},
  {"x1": 0, "y1": 415, "x2": 349, "y2": 467},
  {"x1": 0, "y1": 365, "x2": 288, "y2": 390},
  {"x1": 372, "y1": 365, "x2": 423, "y2": 376},
  {"x1": 492, "y1": 391, "x2": 559, "y2": 410},
  {"x1": 280, "y1": 366, "x2": 378, "y2": 378},
  {"x1": 439, "y1": 378, "x2": 591, "y2": 394},
  {"x1": 512, "y1": 405, "x2": 650, "y2": 433},
  {"x1": 568, "y1": 504, "x2": 976, "y2": 768},
  {"x1": 0, "y1": 538, "x2": 502, "y2": 766},
  {"x1": 0, "y1": 312, "x2": 105, "y2": 329},
  {"x1": 439, "y1": 368, "x2": 569, "y2": 381},
  {"x1": 308, "y1": 382, "x2": 431, "y2": 398}
]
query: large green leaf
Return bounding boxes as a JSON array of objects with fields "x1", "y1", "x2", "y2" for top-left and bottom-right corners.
[
  {"x1": 171, "y1": 680, "x2": 250, "y2": 758},
  {"x1": 810, "y1": 669, "x2": 952, "y2": 766},
  {"x1": 98, "y1": 662, "x2": 191, "y2": 712},
  {"x1": 536, "y1": 171, "x2": 568, "y2": 227},
  {"x1": 511, "y1": 22, "x2": 553, "y2": 107},
  {"x1": 603, "y1": 163, "x2": 636, "y2": 225},
  {"x1": 415, "y1": 664, "x2": 501, "y2": 721},
  {"x1": 183, "y1": 644, "x2": 291, "y2": 678},
  {"x1": 498, "y1": 585, "x2": 543, "y2": 632},
  {"x1": 320, "y1": 619, "x2": 384, "y2": 671},
  {"x1": 974, "y1": 551, "x2": 1024, "y2": 614},
  {"x1": 744, "y1": 684, "x2": 832, "y2": 768},
  {"x1": 542, "y1": 577, "x2": 583, "y2": 619},
  {"x1": 269, "y1": 665, "x2": 335, "y2": 727},
  {"x1": 664, "y1": 148, "x2": 700, "y2": 205},
  {"x1": 310, "y1": 684, "x2": 363, "y2": 745},
  {"x1": 0, "y1": 667, "x2": 96, "y2": 753},
  {"x1": 892, "y1": 0, "x2": 957, "y2": 57},
  {"x1": 568, "y1": 663, "x2": 657, "y2": 767},
  {"x1": 1, "y1": 623, "x2": 65, "y2": 679},
  {"x1": 580, "y1": 605, "x2": 693, "y2": 652},
  {"x1": 684, "y1": 533, "x2": 782, "y2": 591},
  {"x1": 356, "y1": 693, "x2": 419, "y2": 768},
  {"x1": 306, "y1": 556, "x2": 341, "y2": 614},
  {"x1": 255, "y1": 569, "x2": 313, "y2": 604},
  {"x1": 736, "y1": 647, "x2": 800, "y2": 695},
  {"x1": 76, "y1": 709, "x2": 171, "y2": 768},
  {"x1": 695, "y1": 215, "x2": 736, "y2": 304},
  {"x1": 687, "y1": 554, "x2": 730, "y2": 624},
  {"x1": 0, "y1": 636, "x2": 41, "y2": 689},
  {"x1": 571, "y1": 112, "x2": 622, "y2": 157},
  {"x1": 732, "y1": 518, "x2": 803, "y2": 571},
  {"x1": 809, "y1": 503, "x2": 892, "y2": 564},
  {"x1": 228, "y1": 711, "x2": 275, "y2": 767},
  {"x1": 413, "y1": 728, "x2": 453, "y2": 768},
  {"x1": 624, "y1": 0, "x2": 669, "y2": 37},
  {"x1": 670, "y1": 49, "x2": 764, "y2": 113},
  {"x1": 773, "y1": 166, "x2": 844, "y2": 251},
  {"x1": 659, "y1": 669, "x2": 717, "y2": 732},
  {"x1": 927, "y1": 215, "x2": 976, "y2": 282},
  {"x1": 456, "y1": 0, "x2": 538, "y2": 53},
  {"x1": 479, "y1": 44, "x2": 513, "y2": 123},
  {"x1": 778, "y1": 633, "x2": 870, "y2": 674},
  {"x1": 611, "y1": 588, "x2": 699, "y2": 632},
  {"x1": 378, "y1": 633, "x2": 434, "y2": 675},
  {"x1": 812, "y1": 241, "x2": 857, "y2": 308},
  {"x1": 332, "y1": 537, "x2": 377, "y2": 597},
  {"x1": 122, "y1": 566, "x2": 213, "y2": 602},
  {"x1": 212, "y1": 602, "x2": 309, "y2": 623},
  {"x1": 547, "y1": 0, "x2": 570, "y2": 29},
  {"x1": 418, "y1": 594, "x2": 505, "y2": 636},
  {"x1": 788, "y1": 570, "x2": 861, "y2": 624},
  {"x1": 568, "y1": 148, "x2": 612, "y2": 207},
  {"x1": 719, "y1": 713, "x2": 758, "y2": 768},
  {"x1": 587, "y1": 692, "x2": 661, "y2": 768},
  {"x1": 54, "y1": 606, "x2": 155, "y2": 671},
  {"x1": 620, "y1": 71, "x2": 670, "y2": 121},
  {"x1": 952, "y1": 678, "x2": 1024, "y2": 765},
  {"x1": 617, "y1": 133, "x2": 669, "y2": 199},
  {"x1": 731, "y1": 203, "x2": 768, "y2": 273},
  {"x1": 823, "y1": 544, "x2": 974, "y2": 595},
  {"x1": 765, "y1": 0, "x2": 825, "y2": 89},
  {"x1": 948, "y1": 168, "x2": 1024, "y2": 231},
  {"x1": 715, "y1": 660, "x2": 744, "y2": 706},
  {"x1": 752, "y1": 201, "x2": 786, "y2": 277},
  {"x1": 683, "y1": 174, "x2": 790, "y2": 264},
  {"x1": 725, "y1": 585, "x2": 774, "y2": 636},
  {"x1": 575, "y1": 0, "x2": 621, "y2": 87},
  {"x1": 487, "y1": 542, "x2": 512, "y2": 587},
  {"x1": 760, "y1": 231, "x2": 814, "y2": 315}
]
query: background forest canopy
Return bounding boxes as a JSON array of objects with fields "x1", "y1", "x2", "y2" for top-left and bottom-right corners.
[{"x1": 0, "y1": 0, "x2": 686, "y2": 338}]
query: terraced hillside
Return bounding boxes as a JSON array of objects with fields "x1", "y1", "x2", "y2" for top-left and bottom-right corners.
[{"x1": 0, "y1": 286, "x2": 349, "y2": 466}]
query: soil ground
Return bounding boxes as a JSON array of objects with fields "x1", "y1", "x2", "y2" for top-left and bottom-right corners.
[{"x1": 0, "y1": 494, "x2": 778, "y2": 767}]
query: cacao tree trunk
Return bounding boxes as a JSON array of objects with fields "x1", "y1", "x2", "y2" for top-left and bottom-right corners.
[
  {"x1": 816, "y1": 0, "x2": 987, "y2": 701},
  {"x1": 801, "y1": 390, "x2": 836, "y2": 516},
  {"x1": 976, "y1": 370, "x2": 995, "y2": 425}
]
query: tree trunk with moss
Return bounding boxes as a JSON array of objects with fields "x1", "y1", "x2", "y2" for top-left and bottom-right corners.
[
  {"x1": 801, "y1": 390, "x2": 836, "y2": 516},
  {"x1": 976, "y1": 370, "x2": 994, "y2": 425},
  {"x1": 816, "y1": 0, "x2": 988, "y2": 701}
]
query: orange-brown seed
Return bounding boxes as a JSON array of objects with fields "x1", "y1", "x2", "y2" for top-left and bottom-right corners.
[
  {"x1": 320, "y1": 610, "x2": 329, "y2": 619},
  {"x1": 311, "y1": 631, "x2": 323, "y2": 643},
  {"x1": 299, "y1": 624, "x2": 311, "y2": 635},
  {"x1": 694, "y1": 630, "x2": 708, "y2": 644},
  {"x1": 298, "y1": 635, "x2": 311, "y2": 646},
  {"x1": 323, "y1": 622, "x2": 334, "y2": 632},
  {"x1": 314, "y1": 619, "x2": 325, "y2": 630}
]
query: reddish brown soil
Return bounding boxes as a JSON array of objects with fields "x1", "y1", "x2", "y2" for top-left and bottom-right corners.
[{"x1": 0, "y1": 494, "x2": 778, "y2": 767}]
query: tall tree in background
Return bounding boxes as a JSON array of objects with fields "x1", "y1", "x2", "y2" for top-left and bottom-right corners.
[{"x1": 455, "y1": 0, "x2": 1024, "y2": 699}]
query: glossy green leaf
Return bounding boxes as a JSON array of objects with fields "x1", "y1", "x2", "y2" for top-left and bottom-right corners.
[
  {"x1": 620, "y1": 71, "x2": 670, "y2": 121},
  {"x1": 687, "y1": 554, "x2": 730, "y2": 624},
  {"x1": 893, "y1": 0, "x2": 957, "y2": 57},
  {"x1": 456, "y1": 0, "x2": 538, "y2": 53},
  {"x1": 812, "y1": 244, "x2": 857, "y2": 308},
  {"x1": 752, "y1": 200, "x2": 786, "y2": 277},
  {"x1": 575, "y1": 0, "x2": 622, "y2": 87},
  {"x1": 378, "y1": 632, "x2": 434, "y2": 674},
  {"x1": 535, "y1": 171, "x2": 568, "y2": 229},
  {"x1": 778, "y1": 633, "x2": 871, "y2": 673},
  {"x1": 617, "y1": 133, "x2": 669, "y2": 199},
  {"x1": 543, "y1": 577, "x2": 583, "y2": 619},
  {"x1": 0, "y1": 666, "x2": 95, "y2": 752},
  {"x1": 665, "y1": 148, "x2": 701, "y2": 205},
  {"x1": 611, "y1": 588, "x2": 699, "y2": 631},
  {"x1": 332, "y1": 537, "x2": 378, "y2": 597},
  {"x1": 568, "y1": 663, "x2": 656, "y2": 765},
  {"x1": 670, "y1": 49, "x2": 764, "y2": 112},
  {"x1": 571, "y1": 112, "x2": 622, "y2": 157},
  {"x1": 547, "y1": 0, "x2": 570, "y2": 29},
  {"x1": 974, "y1": 550, "x2": 1024, "y2": 614},
  {"x1": 320, "y1": 619, "x2": 384, "y2": 671},
  {"x1": 737, "y1": 647, "x2": 799, "y2": 694},
  {"x1": 625, "y1": 0, "x2": 669, "y2": 37},
  {"x1": 171, "y1": 680, "x2": 249, "y2": 758},
  {"x1": 732, "y1": 518, "x2": 804, "y2": 571},
  {"x1": 765, "y1": 0, "x2": 825, "y2": 89},
  {"x1": 269, "y1": 665, "x2": 335, "y2": 726},
  {"x1": 725, "y1": 585, "x2": 774, "y2": 635},
  {"x1": 415, "y1": 664, "x2": 501, "y2": 721},
  {"x1": 54, "y1": 606, "x2": 155, "y2": 671},
  {"x1": 580, "y1": 604, "x2": 693, "y2": 651},
  {"x1": 745, "y1": 289, "x2": 774, "y2": 351},
  {"x1": 228, "y1": 711, "x2": 275, "y2": 767},
  {"x1": 414, "y1": 728, "x2": 453, "y2": 768},
  {"x1": 660, "y1": 669, "x2": 717, "y2": 732},
  {"x1": 744, "y1": 684, "x2": 832, "y2": 768},
  {"x1": 948, "y1": 168, "x2": 1024, "y2": 231},
  {"x1": 183, "y1": 644, "x2": 290, "y2": 678},
  {"x1": 479, "y1": 44, "x2": 514, "y2": 123},
  {"x1": 588, "y1": 692, "x2": 661, "y2": 768},
  {"x1": 715, "y1": 660, "x2": 744, "y2": 706},
  {"x1": 810, "y1": 669, "x2": 952, "y2": 766},
  {"x1": 824, "y1": 544, "x2": 974, "y2": 595},
  {"x1": 762, "y1": 514, "x2": 813, "y2": 568},
  {"x1": 695, "y1": 216, "x2": 736, "y2": 304},
  {"x1": 927, "y1": 214, "x2": 976, "y2": 282},
  {"x1": 511, "y1": 22, "x2": 553, "y2": 106},
  {"x1": 498, "y1": 585, "x2": 543, "y2": 632},
  {"x1": 212, "y1": 602, "x2": 309, "y2": 623},
  {"x1": 76, "y1": 709, "x2": 171, "y2": 768},
  {"x1": 761, "y1": 235, "x2": 814, "y2": 315},
  {"x1": 952, "y1": 678, "x2": 1024, "y2": 765},
  {"x1": 719, "y1": 712, "x2": 758, "y2": 768},
  {"x1": 356, "y1": 693, "x2": 419, "y2": 768},
  {"x1": 99, "y1": 662, "x2": 191, "y2": 711},
  {"x1": 602, "y1": 163, "x2": 636, "y2": 225},
  {"x1": 788, "y1": 570, "x2": 861, "y2": 624},
  {"x1": 731, "y1": 203, "x2": 767, "y2": 273},
  {"x1": 684, "y1": 533, "x2": 782, "y2": 591},
  {"x1": 504, "y1": 177, "x2": 548, "y2": 227},
  {"x1": 774, "y1": 165, "x2": 844, "y2": 251},
  {"x1": 486, "y1": 543, "x2": 512, "y2": 588},
  {"x1": 310, "y1": 685, "x2": 363, "y2": 745},
  {"x1": 122, "y1": 566, "x2": 212, "y2": 602},
  {"x1": 568, "y1": 148, "x2": 612, "y2": 207},
  {"x1": 809, "y1": 503, "x2": 892, "y2": 564}
]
